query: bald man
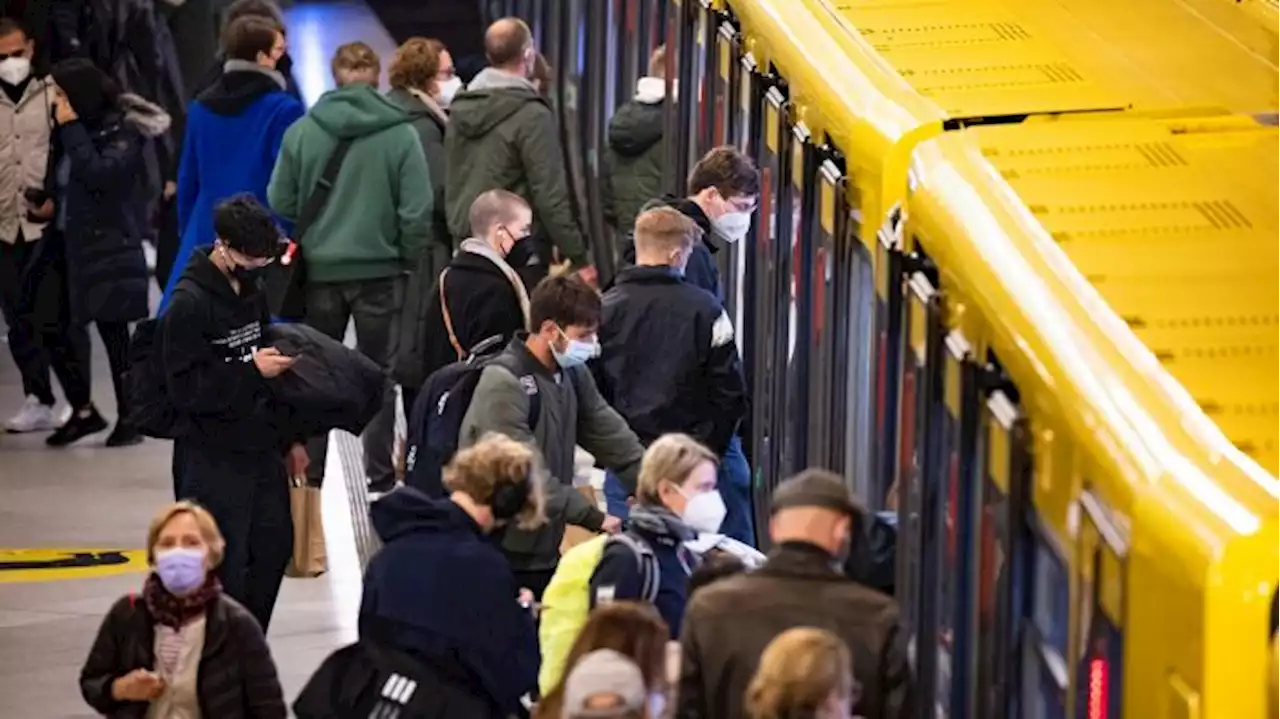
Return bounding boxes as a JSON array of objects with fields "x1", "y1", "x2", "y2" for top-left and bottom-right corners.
[{"x1": 444, "y1": 17, "x2": 596, "y2": 286}]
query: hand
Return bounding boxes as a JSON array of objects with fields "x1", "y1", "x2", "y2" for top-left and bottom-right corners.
[
  {"x1": 253, "y1": 347, "x2": 296, "y2": 378},
  {"x1": 601, "y1": 515, "x2": 622, "y2": 534},
  {"x1": 162, "y1": 181, "x2": 177, "y2": 201},
  {"x1": 287, "y1": 443, "x2": 309, "y2": 478},
  {"x1": 53, "y1": 94, "x2": 77, "y2": 125},
  {"x1": 518, "y1": 588, "x2": 539, "y2": 619},
  {"x1": 28, "y1": 199, "x2": 53, "y2": 221},
  {"x1": 111, "y1": 668, "x2": 165, "y2": 702},
  {"x1": 576, "y1": 264, "x2": 599, "y2": 288}
]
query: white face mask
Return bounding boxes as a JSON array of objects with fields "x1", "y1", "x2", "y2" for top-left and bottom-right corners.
[
  {"x1": 711, "y1": 211, "x2": 752, "y2": 244},
  {"x1": 0, "y1": 56, "x2": 31, "y2": 86},
  {"x1": 680, "y1": 488, "x2": 727, "y2": 534},
  {"x1": 435, "y1": 76, "x2": 463, "y2": 107}
]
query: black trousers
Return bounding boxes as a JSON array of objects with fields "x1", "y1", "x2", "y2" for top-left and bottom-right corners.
[
  {"x1": 512, "y1": 568, "x2": 556, "y2": 603},
  {"x1": 0, "y1": 237, "x2": 53, "y2": 404},
  {"x1": 303, "y1": 276, "x2": 403, "y2": 489},
  {"x1": 173, "y1": 439, "x2": 293, "y2": 633}
]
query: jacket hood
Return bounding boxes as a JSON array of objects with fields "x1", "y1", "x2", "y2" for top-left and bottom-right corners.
[
  {"x1": 175, "y1": 245, "x2": 240, "y2": 303},
  {"x1": 387, "y1": 86, "x2": 448, "y2": 128},
  {"x1": 370, "y1": 487, "x2": 483, "y2": 543},
  {"x1": 450, "y1": 67, "x2": 544, "y2": 139},
  {"x1": 197, "y1": 66, "x2": 286, "y2": 116},
  {"x1": 607, "y1": 100, "x2": 663, "y2": 157},
  {"x1": 118, "y1": 93, "x2": 171, "y2": 138},
  {"x1": 310, "y1": 83, "x2": 414, "y2": 139}
]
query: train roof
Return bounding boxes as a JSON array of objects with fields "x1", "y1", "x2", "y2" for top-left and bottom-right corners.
[
  {"x1": 908, "y1": 115, "x2": 1278, "y2": 539},
  {"x1": 804, "y1": 0, "x2": 1277, "y2": 120}
]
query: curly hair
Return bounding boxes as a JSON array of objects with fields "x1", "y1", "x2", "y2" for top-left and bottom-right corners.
[
  {"x1": 388, "y1": 37, "x2": 445, "y2": 92},
  {"x1": 444, "y1": 433, "x2": 547, "y2": 530}
]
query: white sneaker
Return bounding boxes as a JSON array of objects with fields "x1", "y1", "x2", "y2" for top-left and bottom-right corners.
[{"x1": 6, "y1": 396, "x2": 62, "y2": 433}]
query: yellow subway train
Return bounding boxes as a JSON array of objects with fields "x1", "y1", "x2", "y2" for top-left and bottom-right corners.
[{"x1": 482, "y1": 0, "x2": 1279, "y2": 715}]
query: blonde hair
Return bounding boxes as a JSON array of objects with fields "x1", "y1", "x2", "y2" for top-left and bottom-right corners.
[
  {"x1": 389, "y1": 37, "x2": 445, "y2": 92},
  {"x1": 636, "y1": 433, "x2": 716, "y2": 506},
  {"x1": 146, "y1": 501, "x2": 226, "y2": 568},
  {"x1": 746, "y1": 628, "x2": 853, "y2": 719},
  {"x1": 633, "y1": 206, "x2": 700, "y2": 258},
  {"x1": 444, "y1": 433, "x2": 547, "y2": 530},
  {"x1": 332, "y1": 41, "x2": 380, "y2": 84}
]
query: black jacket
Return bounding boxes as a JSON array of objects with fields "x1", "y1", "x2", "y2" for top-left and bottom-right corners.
[
  {"x1": 265, "y1": 323, "x2": 388, "y2": 440},
  {"x1": 360, "y1": 488, "x2": 539, "y2": 716},
  {"x1": 80, "y1": 591, "x2": 286, "y2": 718},
  {"x1": 398, "y1": 249, "x2": 527, "y2": 391},
  {"x1": 619, "y1": 197, "x2": 723, "y2": 303},
  {"x1": 593, "y1": 265, "x2": 746, "y2": 455},
  {"x1": 158, "y1": 247, "x2": 280, "y2": 450},
  {"x1": 190, "y1": 52, "x2": 303, "y2": 104}
]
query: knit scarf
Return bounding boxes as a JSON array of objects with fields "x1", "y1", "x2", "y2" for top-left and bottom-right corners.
[
  {"x1": 459, "y1": 238, "x2": 532, "y2": 330},
  {"x1": 406, "y1": 86, "x2": 449, "y2": 126},
  {"x1": 142, "y1": 572, "x2": 221, "y2": 629}
]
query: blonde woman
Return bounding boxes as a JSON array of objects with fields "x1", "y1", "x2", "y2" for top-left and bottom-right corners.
[
  {"x1": 79, "y1": 501, "x2": 286, "y2": 718},
  {"x1": 746, "y1": 627, "x2": 860, "y2": 719},
  {"x1": 589, "y1": 433, "x2": 720, "y2": 639},
  {"x1": 359, "y1": 433, "x2": 547, "y2": 717}
]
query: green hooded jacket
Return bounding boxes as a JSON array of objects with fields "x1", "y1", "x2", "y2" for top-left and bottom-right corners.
[
  {"x1": 444, "y1": 68, "x2": 588, "y2": 267},
  {"x1": 268, "y1": 83, "x2": 431, "y2": 283},
  {"x1": 601, "y1": 94, "x2": 665, "y2": 243}
]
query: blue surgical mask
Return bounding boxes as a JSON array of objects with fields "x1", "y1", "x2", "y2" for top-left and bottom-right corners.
[
  {"x1": 552, "y1": 327, "x2": 598, "y2": 369},
  {"x1": 154, "y1": 548, "x2": 207, "y2": 596}
]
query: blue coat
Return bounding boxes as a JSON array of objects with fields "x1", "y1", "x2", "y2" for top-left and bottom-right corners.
[
  {"x1": 359, "y1": 488, "x2": 539, "y2": 716},
  {"x1": 160, "y1": 69, "x2": 303, "y2": 312}
]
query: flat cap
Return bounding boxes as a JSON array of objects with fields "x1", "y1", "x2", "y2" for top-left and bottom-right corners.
[{"x1": 769, "y1": 469, "x2": 861, "y2": 518}]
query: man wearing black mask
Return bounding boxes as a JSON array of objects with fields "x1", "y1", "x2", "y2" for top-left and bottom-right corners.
[
  {"x1": 0, "y1": 17, "x2": 64, "y2": 434},
  {"x1": 188, "y1": 0, "x2": 302, "y2": 102},
  {"x1": 158, "y1": 194, "x2": 305, "y2": 633}
]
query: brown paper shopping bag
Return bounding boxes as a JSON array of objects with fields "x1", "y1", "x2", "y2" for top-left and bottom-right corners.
[
  {"x1": 286, "y1": 477, "x2": 328, "y2": 578},
  {"x1": 560, "y1": 485, "x2": 601, "y2": 554}
]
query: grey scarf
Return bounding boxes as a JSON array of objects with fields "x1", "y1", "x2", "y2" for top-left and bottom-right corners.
[{"x1": 223, "y1": 59, "x2": 286, "y2": 91}]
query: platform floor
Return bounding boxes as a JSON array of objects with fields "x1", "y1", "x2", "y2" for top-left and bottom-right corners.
[{"x1": 0, "y1": 3, "x2": 399, "y2": 715}]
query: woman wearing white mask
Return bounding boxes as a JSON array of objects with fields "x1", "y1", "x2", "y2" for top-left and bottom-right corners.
[
  {"x1": 79, "y1": 501, "x2": 286, "y2": 718},
  {"x1": 387, "y1": 36, "x2": 459, "y2": 278},
  {"x1": 589, "y1": 433, "x2": 727, "y2": 640}
]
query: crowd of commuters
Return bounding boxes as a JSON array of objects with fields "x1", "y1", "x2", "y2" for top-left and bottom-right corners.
[{"x1": 0, "y1": 0, "x2": 915, "y2": 715}]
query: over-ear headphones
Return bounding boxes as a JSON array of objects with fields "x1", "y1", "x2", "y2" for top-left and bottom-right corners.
[{"x1": 491, "y1": 467, "x2": 533, "y2": 521}]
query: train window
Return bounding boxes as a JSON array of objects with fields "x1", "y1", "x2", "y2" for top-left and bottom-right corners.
[
  {"x1": 713, "y1": 20, "x2": 738, "y2": 147},
  {"x1": 1023, "y1": 515, "x2": 1070, "y2": 719},
  {"x1": 684, "y1": 2, "x2": 715, "y2": 170},
  {"x1": 780, "y1": 123, "x2": 814, "y2": 477},
  {"x1": 1075, "y1": 489, "x2": 1128, "y2": 719},
  {"x1": 841, "y1": 236, "x2": 876, "y2": 500},
  {"x1": 872, "y1": 208, "x2": 906, "y2": 511},
  {"x1": 807, "y1": 156, "x2": 844, "y2": 470}
]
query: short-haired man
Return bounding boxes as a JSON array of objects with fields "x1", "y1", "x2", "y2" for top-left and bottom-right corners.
[
  {"x1": 461, "y1": 274, "x2": 644, "y2": 599},
  {"x1": 678, "y1": 470, "x2": 915, "y2": 719},
  {"x1": 399, "y1": 189, "x2": 536, "y2": 413},
  {"x1": 268, "y1": 41, "x2": 430, "y2": 497},
  {"x1": 186, "y1": 0, "x2": 303, "y2": 101},
  {"x1": 160, "y1": 14, "x2": 304, "y2": 312},
  {"x1": 159, "y1": 194, "x2": 304, "y2": 632},
  {"x1": 601, "y1": 45, "x2": 669, "y2": 246},
  {"x1": 445, "y1": 17, "x2": 595, "y2": 286},
  {"x1": 593, "y1": 207, "x2": 748, "y2": 538},
  {"x1": 0, "y1": 18, "x2": 64, "y2": 433}
]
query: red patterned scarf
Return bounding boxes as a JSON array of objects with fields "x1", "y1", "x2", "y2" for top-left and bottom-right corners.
[{"x1": 142, "y1": 572, "x2": 222, "y2": 629}]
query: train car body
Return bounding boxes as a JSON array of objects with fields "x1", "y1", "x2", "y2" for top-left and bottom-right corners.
[{"x1": 479, "y1": 0, "x2": 1279, "y2": 715}]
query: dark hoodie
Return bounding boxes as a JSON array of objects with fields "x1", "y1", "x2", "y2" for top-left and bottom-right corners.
[
  {"x1": 158, "y1": 247, "x2": 279, "y2": 450},
  {"x1": 267, "y1": 83, "x2": 431, "y2": 283},
  {"x1": 618, "y1": 196, "x2": 723, "y2": 303},
  {"x1": 162, "y1": 63, "x2": 304, "y2": 313},
  {"x1": 601, "y1": 85, "x2": 665, "y2": 241},
  {"x1": 444, "y1": 68, "x2": 588, "y2": 267},
  {"x1": 359, "y1": 488, "x2": 539, "y2": 716}
]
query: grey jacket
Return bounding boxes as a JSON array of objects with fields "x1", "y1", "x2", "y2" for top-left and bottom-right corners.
[{"x1": 460, "y1": 337, "x2": 644, "y2": 571}]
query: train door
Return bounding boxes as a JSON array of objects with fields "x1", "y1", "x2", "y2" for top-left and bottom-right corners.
[
  {"x1": 662, "y1": 0, "x2": 694, "y2": 193},
  {"x1": 934, "y1": 330, "x2": 982, "y2": 716},
  {"x1": 748, "y1": 79, "x2": 791, "y2": 541},
  {"x1": 977, "y1": 386, "x2": 1032, "y2": 717},
  {"x1": 873, "y1": 209, "x2": 908, "y2": 511},
  {"x1": 685, "y1": 1, "x2": 716, "y2": 169},
  {"x1": 1073, "y1": 489, "x2": 1127, "y2": 719},
  {"x1": 711, "y1": 15, "x2": 742, "y2": 314},
  {"x1": 1021, "y1": 491, "x2": 1072, "y2": 719},
  {"x1": 805, "y1": 152, "x2": 846, "y2": 472},
  {"x1": 894, "y1": 264, "x2": 944, "y2": 705},
  {"x1": 833, "y1": 195, "x2": 876, "y2": 500},
  {"x1": 780, "y1": 126, "x2": 816, "y2": 478}
]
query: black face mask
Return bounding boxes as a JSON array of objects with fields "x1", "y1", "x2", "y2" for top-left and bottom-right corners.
[
  {"x1": 505, "y1": 235, "x2": 539, "y2": 268},
  {"x1": 276, "y1": 52, "x2": 294, "y2": 76},
  {"x1": 230, "y1": 264, "x2": 263, "y2": 286}
]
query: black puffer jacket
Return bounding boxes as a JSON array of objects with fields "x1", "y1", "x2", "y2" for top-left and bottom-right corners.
[
  {"x1": 265, "y1": 322, "x2": 389, "y2": 439},
  {"x1": 79, "y1": 591, "x2": 286, "y2": 718}
]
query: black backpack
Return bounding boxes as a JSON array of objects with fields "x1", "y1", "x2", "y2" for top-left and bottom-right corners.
[
  {"x1": 404, "y1": 336, "x2": 541, "y2": 497},
  {"x1": 123, "y1": 318, "x2": 187, "y2": 439}
]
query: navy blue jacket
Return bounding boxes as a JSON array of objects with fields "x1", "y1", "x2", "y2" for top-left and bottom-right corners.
[
  {"x1": 593, "y1": 265, "x2": 746, "y2": 456},
  {"x1": 359, "y1": 488, "x2": 538, "y2": 715},
  {"x1": 619, "y1": 196, "x2": 724, "y2": 303},
  {"x1": 589, "y1": 506, "x2": 697, "y2": 638}
]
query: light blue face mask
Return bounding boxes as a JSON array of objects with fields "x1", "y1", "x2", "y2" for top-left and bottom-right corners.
[{"x1": 552, "y1": 327, "x2": 599, "y2": 369}]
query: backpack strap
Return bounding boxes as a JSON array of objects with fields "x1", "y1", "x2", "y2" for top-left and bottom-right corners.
[
  {"x1": 294, "y1": 137, "x2": 355, "y2": 242},
  {"x1": 438, "y1": 268, "x2": 465, "y2": 360},
  {"x1": 607, "y1": 533, "x2": 660, "y2": 604},
  {"x1": 489, "y1": 355, "x2": 542, "y2": 433}
]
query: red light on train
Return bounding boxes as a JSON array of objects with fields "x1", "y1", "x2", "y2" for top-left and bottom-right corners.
[{"x1": 1087, "y1": 656, "x2": 1109, "y2": 719}]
